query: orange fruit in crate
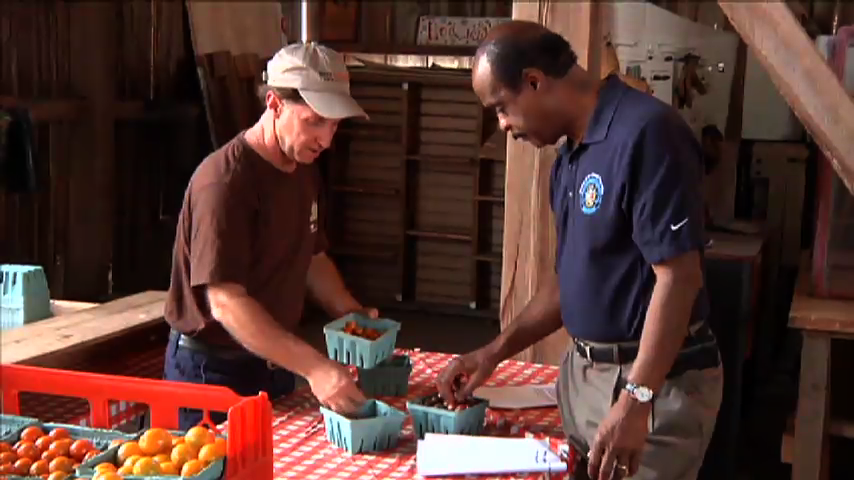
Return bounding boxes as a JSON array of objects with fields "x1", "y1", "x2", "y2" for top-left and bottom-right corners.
[
  {"x1": 197, "y1": 443, "x2": 224, "y2": 464},
  {"x1": 116, "y1": 442, "x2": 142, "y2": 464},
  {"x1": 122, "y1": 454, "x2": 142, "y2": 469},
  {"x1": 13, "y1": 457, "x2": 33, "y2": 475},
  {"x1": 46, "y1": 471, "x2": 69, "y2": 480},
  {"x1": 0, "y1": 442, "x2": 10, "y2": 453},
  {"x1": 83, "y1": 450, "x2": 99, "y2": 462},
  {"x1": 34, "y1": 436, "x2": 53, "y2": 454},
  {"x1": 48, "y1": 456, "x2": 73, "y2": 474},
  {"x1": 0, "y1": 451, "x2": 16, "y2": 464},
  {"x1": 158, "y1": 461, "x2": 179, "y2": 474},
  {"x1": 69, "y1": 439, "x2": 95, "y2": 462},
  {"x1": 180, "y1": 459, "x2": 205, "y2": 477},
  {"x1": 94, "y1": 472, "x2": 124, "y2": 480},
  {"x1": 28, "y1": 458, "x2": 49, "y2": 476},
  {"x1": 132, "y1": 456, "x2": 161, "y2": 475},
  {"x1": 49, "y1": 439, "x2": 71, "y2": 457},
  {"x1": 139, "y1": 428, "x2": 172, "y2": 456},
  {"x1": 169, "y1": 443, "x2": 197, "y2": 469},
  {"x1": 94, "y1": 462, "x2": 116, "y2": 473},
  {"x1": 153, "y1": 453, "x2": 170, "y2": 465},
  {"x1": 20, "y1": 427, "x2": 45, "y2": 443},
  {"x1": 48, "y1": 429, "x2": 70, "y2": 441},
  {"x1": 16, "y1": 442, "x2": 39, "y2": 461},
  {"x1": 117, "y1": 464, "x2": 133, "y2": 475},
  {"x1": 184, "y1": 427, "x2": 214, "y2": 450},
  {"x1": 41, "y1": 448, "x2": 58, "y2": 463},
  {"x1": 171, "y1": 435, "x2": 185, "y2": 447},
  {"x1": 0, "y1": 463, "x2": 13, "y2": 474}
]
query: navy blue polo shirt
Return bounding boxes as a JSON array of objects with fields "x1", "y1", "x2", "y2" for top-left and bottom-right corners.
[{"x1": 550, "y1": 75, "x2": 709, "y2": 343}]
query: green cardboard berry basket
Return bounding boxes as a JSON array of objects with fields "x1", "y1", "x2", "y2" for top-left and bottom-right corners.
[
  {"x1": 357, "y1": 354, "x2": 412, "y2": 397},
  {"x1": 406, "y1": 395, "x2": 489, "y2": 439},
  {"x1": 0, "y1": 413, "x2": 39, "y2": 443},
  {"x1": 323, "y1": 313, "x2": 401, "y2": 368},
  {"x1": 77, "y1": 428, "x2": 225, "y2": 480},
  {"x1": 319, "y1": 399, "x2": 406, "y2": 454}
]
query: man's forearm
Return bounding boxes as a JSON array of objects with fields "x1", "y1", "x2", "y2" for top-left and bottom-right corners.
[
  {"x1": 307, "y1": 253, "x2": 361, "y2": 318},
  {"x1": 626, "y1": 259, "x2": 703, "y2": 393},
  {"x1": 207, "y1": 284, "x2": 330, "y2": 380},
  {"x1": 486, "y1": 271, "x2": 563, "y2": 362}
]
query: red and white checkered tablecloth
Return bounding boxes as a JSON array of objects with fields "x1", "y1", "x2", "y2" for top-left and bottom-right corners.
[
  {"x1": 12, "y1": 347, "x2": 569, "y2": 479},
  {"x1": 265, "y1": 349, "x2": 568, "y2": 480}
]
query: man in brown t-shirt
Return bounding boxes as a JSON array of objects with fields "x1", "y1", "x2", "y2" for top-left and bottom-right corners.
[{"x1": 163, "y1": 43, "x2": 374, "y2": 430}]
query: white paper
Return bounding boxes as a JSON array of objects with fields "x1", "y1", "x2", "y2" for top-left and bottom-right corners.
[
  {"x1": 472, "y1": 384, "x2": 557, "y2": 409},
  {"x1": 416, "y1": 433, "x2": 566, "y2": 477}
]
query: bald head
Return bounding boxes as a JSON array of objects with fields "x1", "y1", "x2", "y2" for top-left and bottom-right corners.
[{"x1": 475, "y1": 20, "x2": 577, "y2": 93}]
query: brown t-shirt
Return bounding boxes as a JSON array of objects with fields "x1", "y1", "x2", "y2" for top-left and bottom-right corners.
[{"x1": 164, "y1": 133, "x2": 328, "y2": 347}]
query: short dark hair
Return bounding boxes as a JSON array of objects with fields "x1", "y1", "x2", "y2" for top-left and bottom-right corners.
[
  {"x1": 256, "y1": 84, "x2": 305, "y2": 105},
  {"x1": 476, "y1": 31, "x2": 578, "y2": 92}
]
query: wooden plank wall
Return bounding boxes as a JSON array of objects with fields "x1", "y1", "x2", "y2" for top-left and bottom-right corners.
[
  {"x1": 1, "y1": 2, "x2": 206, "y2": 301},
  {"x1": 328, "y1": 67, "x2": 505, "y2": 317}
]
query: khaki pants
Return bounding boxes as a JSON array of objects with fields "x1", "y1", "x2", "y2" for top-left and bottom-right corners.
[{"x1": 556, "y1": 346, "x2": 723, "y2": 480}]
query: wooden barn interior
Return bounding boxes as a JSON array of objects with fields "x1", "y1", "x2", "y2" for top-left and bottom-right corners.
[{"x1": 1, "y1": 1, "x2": 854, "y2": 479}]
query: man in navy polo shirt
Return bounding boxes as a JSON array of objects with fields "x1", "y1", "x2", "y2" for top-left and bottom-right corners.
[{"x1": 436, "y1": 21, "x2": 723, "y2": 480}]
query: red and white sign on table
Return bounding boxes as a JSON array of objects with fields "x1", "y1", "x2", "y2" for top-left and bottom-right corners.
[{"x1": 417, "y1": 16, "x2": 510, "y2": 47}]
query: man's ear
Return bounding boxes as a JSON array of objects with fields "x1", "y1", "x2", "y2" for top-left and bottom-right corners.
[{"x1": 521, "y1": 68, "x2": 545, "y2": 92}]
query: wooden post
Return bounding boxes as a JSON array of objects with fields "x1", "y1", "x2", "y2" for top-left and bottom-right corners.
[
  {"x1": 717, "y1": 2, "x2": 854, "y2": 193},
  {"x1": 500, "y1": 1, "x2": 601, "y2": 365}
]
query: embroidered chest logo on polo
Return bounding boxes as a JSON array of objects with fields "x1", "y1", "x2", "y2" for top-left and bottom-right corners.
[
  {"x1": 579, "y1": 172, "x2": 604, "y2": 215},
  {"x1": 310, "y1": 200, "x2": 318, "y2": 233}
]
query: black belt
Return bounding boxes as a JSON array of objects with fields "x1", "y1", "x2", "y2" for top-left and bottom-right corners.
[
  {"x1": 573, "y1": 324, "x2": 720, "y2": 378},
  {"x1": 170, "y1": 330, "x2": 272, "y2": 366}
]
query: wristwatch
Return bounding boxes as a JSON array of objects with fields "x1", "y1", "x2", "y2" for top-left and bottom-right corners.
[{"x1": 624, "y1": 382, "x2": 654, "y2": 403}]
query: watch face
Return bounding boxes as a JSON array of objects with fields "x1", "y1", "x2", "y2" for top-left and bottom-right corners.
[{"x1": 634, "y1": 386, "x2": 654, "y2": 403}]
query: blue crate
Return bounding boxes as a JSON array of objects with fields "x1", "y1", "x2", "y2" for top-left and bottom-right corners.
[
  {"x1": 406, "y1": 395, "x2": 489, "y2": 439},
  {"x1": 323, "y1": 313, "x2": 401, "y2": 368},
  {"x1": 0, "y1": 413, "x2": 40, "y2": 443},
  {"x1": 319, "y1": 399, "x2": 406, "y2": 454},
  {"x1": 0, "y1": 264, "x2": 52, "y2": 331},
  {"x1": 357, "y1": 354, "x2": 412, "y2": 397},
  {"x1": 77, "y1": 428, "x2": 225, "y2": 480}
]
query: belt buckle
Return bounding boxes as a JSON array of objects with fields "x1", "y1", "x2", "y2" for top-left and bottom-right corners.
[{"x1": 577, "y1": 340, "x2": 593, "y2": 361}]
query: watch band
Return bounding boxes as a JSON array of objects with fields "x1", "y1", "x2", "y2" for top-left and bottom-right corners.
[{"x1": 624, "y1": 382, "x2": 654, "y2": 403}]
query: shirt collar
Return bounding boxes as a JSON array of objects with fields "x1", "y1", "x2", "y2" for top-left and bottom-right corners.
[{"x1": 558, "y1": 74, "x2": 627, "y2": 157}]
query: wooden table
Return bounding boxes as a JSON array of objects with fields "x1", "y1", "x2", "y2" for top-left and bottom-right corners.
[
  {"x1": 787, "y1": 266, "x2": 854, "y2": 480},
  {"x1": 1, "y1": 291, "x2": 166, "y2": 366}
]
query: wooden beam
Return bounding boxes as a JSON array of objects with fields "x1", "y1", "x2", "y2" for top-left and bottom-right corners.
[
  {"x1": 717, "y1": 2, "x2": 854, "y2": 193},
  {"x1": 501, "y1": 1, "x2": 601, "y2": 365}
]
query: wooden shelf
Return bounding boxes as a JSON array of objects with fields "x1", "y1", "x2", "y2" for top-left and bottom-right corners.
[
  {"x1": 330, "y1": 245, "x2": 397, "y2": 260},
  {"x1": 475, "y1": 253, "x2": 502, "y2": 263},
  {"x1": 0, "y1": 96, "x2": 87, "y2": 122},
  {"x1": 407, "y1": 154, "x2": 472, "y2": 164},
  {"x1": 327, "y1": 42, "x2": 476, "y2": 57},
  {"x1": 332, "y1": 184, "x2": 400, "y2": 196},
  {"x1": 406, "y1": 229, "x2": 472, "y2": 242},
  {"x1": 475, "y1": 195, "x2": 504, "y2": 203}
]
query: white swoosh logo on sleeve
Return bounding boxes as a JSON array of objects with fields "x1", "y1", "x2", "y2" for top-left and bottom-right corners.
[{"x1": 670, "y1": 218, "x2": 689, "y2": 231}]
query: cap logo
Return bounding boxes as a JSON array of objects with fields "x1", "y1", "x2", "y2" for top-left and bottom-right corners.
[{"x1": 318, "y1": 71, "x2": 335, "y2": 82}]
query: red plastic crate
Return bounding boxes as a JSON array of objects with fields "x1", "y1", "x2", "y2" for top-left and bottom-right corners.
[{"x1": 0, "y1": 364, "x2": 273, "y2": 480}]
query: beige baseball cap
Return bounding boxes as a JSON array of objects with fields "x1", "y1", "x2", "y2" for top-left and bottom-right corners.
[{"x1": 264, "y1": 42, "x2": 368, "y2": 120}]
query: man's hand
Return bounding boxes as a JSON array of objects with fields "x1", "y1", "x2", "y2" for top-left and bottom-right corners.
[
  {"x1": 306, "y1": 359, "x2": 367, "y2": 415},
  {"x1": 588, "y1": 393, "x2": 650, "y2": 480},
  {"x1": 435, "y1": 348, "x2": 499, "y2": 407},
  {"x1": 343, "y1": 306, "x2": 379, "y2": 319}
]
